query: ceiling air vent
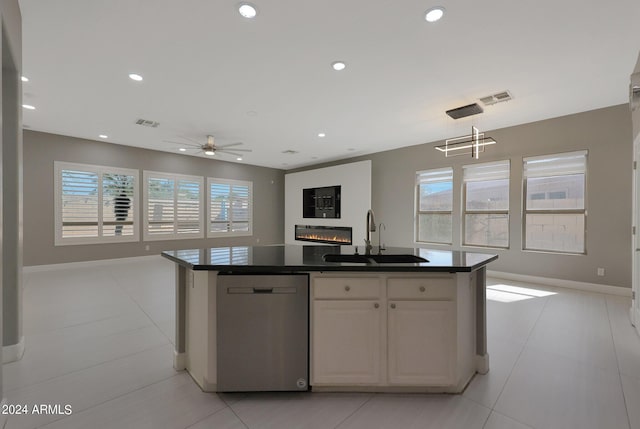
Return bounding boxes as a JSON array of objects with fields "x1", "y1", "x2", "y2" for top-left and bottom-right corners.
[
  {"x1": 479, "y1": 90, "x2": 513, "y2": 106},
  {"x1": 282, "y1": 150, "x2": 299, "y2": 155},
  {"x1": 445, "y1": 103, "x2": 483, "y2": 120},
  {"x1": 135, "y1": 118, "x2": 160, "y2": 128}
]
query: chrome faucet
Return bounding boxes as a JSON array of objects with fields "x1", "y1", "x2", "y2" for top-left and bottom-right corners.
[
  {"x1": 364, "y1": 209, "x2": 376, "y2": 255},
  {"x1": 378, "y1": 223, "x2": 386, "y2": 253}
]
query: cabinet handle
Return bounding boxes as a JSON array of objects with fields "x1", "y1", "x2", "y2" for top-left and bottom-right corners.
[
  {"x1": 419, "y1": 286, "x2": 426, "y2": 292},
  {"x1": 390, "y1": 303, "x2": 396, "y2": 309},
  {"x1": 344, "y1": 285, "x2": 351, "y2": 292},
  {"x1": 374, "y1": 303, "x2": 379, "y2": 309}
]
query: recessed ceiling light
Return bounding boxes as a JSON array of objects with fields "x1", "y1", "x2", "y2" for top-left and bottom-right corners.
[
  {"x1": 22, "y1": 104, "x2": 35, "y2": 110},
  {"x1": 238, "y1": 3, "x2": 257, "y2": 18},
  {"x1": 179, "y1": 148, "x2": 186, "y2": 152},
  {"x1": 204, "y1": 150, "x2": 215, "y2": 156},
  {"x1": 236, "y1": 156, "x2": 243, "y2": 161},
  {"x1": 331, "y1": 61, "x2": 346, "y2": 71},
  {"x1": 425, "y1": 6, "x2": 445, "y2": 22},
  {"x1": 99, "y1": 134, "x2": 108, "y2": 139},
  {"x1": 318, "y1": 133, "x2": 326, "y2": 138},
  {"x1": 21, "y1": 76, "x2": 29, "y2": 82},
  {"x1": 128, "y1": 73, "x2": 143, "y2": 81}
]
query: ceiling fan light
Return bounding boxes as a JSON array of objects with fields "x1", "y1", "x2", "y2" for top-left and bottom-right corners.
[{"x1": 205, "y1": 150, "x2": 215, "y2": 156}]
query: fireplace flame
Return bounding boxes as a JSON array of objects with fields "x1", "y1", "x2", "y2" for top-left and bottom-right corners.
[{"x1": 296, "y1": 233, "x2": 351, "y2": 244}]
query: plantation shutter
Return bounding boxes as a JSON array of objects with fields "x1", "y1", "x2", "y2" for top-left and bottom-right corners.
[{"x1": 61, "y1": 169, "x2": 99, "y2": 238}]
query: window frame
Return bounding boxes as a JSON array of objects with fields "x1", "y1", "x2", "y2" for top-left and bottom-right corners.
[
  {"x1": 415, "y1": 167, "x2": 454, "y2": 245},
  {"x1": 142, "y1": 170, "x2": 204, "y2": 241},
  {"x1": 522, "y1": 150, "x2": 588, "y2": 255},
  {"x1": 207, "y1": 177, "x2": 253, "y2": 238},
  {"x1": 462, "y1": 160, "x2": 510, "y2": 249},
  {"x1": 54, "y1": 161, "x2": 139, "y2": 246}
]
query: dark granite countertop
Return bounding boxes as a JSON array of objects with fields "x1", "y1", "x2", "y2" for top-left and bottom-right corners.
[{"x1": 161, "y1": 245, "x2": 498, "y2": 273}]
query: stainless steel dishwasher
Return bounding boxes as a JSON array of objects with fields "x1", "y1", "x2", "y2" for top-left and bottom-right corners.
[{"x1": 216, "y1": 274, "x2": 309, "y2": 392}]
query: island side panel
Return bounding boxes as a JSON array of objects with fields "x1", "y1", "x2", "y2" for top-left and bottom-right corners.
[
  {"x1": 174, "y1": 264, "x2": 187, "y2": 370},
  {"x1": 474, "y1": 266, "x2": 489, "y2": 374},
  {"x1": 184, "y1": 269, "x2": 217, "y2": 392}
]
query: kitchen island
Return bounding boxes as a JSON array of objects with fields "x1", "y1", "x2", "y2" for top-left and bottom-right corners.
[{"x1": 162, "y1": 245, "x2": 497, "y2": 393}]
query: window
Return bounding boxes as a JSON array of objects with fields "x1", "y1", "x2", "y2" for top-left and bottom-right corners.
[
  {"x1": 143, "y1": 171, "x2": 204, "y2": 240},
  {"x1": 416, "y1": 168, "x2": 453, "y2": 244},
  {"x1": 523, "y1": 151, "x2": 587, "y2": 253},
  {"x1": 54, "y1": 162, "x2": 138, "y2": 245},
  {"x1": 463, "y1": 160, "x2": 510, "y2": 248},
  {"x1": 208, "y1": 178, "x2": 253, "y2": 237}
]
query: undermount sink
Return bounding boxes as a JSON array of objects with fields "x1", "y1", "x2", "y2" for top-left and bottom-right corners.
[
  {"x1": 368, "y1": 254, "x2": 428, "y2": 263},
  {"x1": 322, "y1": 254, "x2": 372, "y2": 263},
  {"x1": 322, "y1": 253, "x2": 428, "y2": 264}
]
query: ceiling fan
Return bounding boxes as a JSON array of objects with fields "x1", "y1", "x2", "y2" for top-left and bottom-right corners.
[{"x1": 165, "y1": 135, "x2": 252, "y2": 159}]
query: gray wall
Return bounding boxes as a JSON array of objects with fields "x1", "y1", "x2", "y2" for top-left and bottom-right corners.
[
  {"x1": 23, "y1": 130, "x2": 285, "y2": 266},
  {"x1": 3, "y1": 28, "x2": 22, "y2": 348},
  {"x1": 292, "y1": 105, "x2": 633, "y2": 288},
  {"x1": 1, "y1": 0, "x2": 22, "y2": 402}
]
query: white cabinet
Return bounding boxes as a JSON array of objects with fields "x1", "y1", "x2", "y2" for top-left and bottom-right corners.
[
  {"x1": 312, "y1": 300, "x2": 382, "y2": 384},
  {"x1": 310, "y1": 273, "x2": 470, "y2": 390},
  {"x1": 387, "y1": 276, "x2": 456, "y2": 385},
  {"x1": 387, "y1": 300, "x2": 454, "y2": 385},
  {"x1": 311, "y1": 276, "x2": 383, "y2": 385}
]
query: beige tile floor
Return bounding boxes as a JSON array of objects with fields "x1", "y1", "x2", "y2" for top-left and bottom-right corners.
[{"x1": 3, "y1": 257, "x2": 639, "y2": 429}]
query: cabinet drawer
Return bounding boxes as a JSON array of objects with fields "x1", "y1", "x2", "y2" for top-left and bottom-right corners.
[
  {"x1": 314, "y1": 277, "x2": 382, "y2": 299},
  {"x1": 387, "y1": 277, "x2": 454, "y2": 300}
]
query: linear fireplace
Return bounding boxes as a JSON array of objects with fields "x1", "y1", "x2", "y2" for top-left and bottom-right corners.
[{"x1": 295, "y1": 225, "x2": 352, "y2": 245}]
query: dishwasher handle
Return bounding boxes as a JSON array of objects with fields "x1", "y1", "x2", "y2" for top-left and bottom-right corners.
[{"x1": 227, "y1": 287, "x2": 298, "y2": 294}]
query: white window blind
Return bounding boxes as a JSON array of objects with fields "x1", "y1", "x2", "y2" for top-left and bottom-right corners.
[
  {"x1": 463, "y1": 160, "x2": 510, "y2": 182},
  {"x1": 208, "y1": 178, "x2": 253, "y2": 237},
  {"x1": 55, "y1": 162, "x2": 138, "y2": 245},
  {"x1": 523, "y1": 150, "x2": 587, "y2": 178},
  {"x1": 416, "y1": 167, "x2": 453, "y2": 185},
  {"x1": 143, "y1": 171, "x2": 204, "y2": 240}
]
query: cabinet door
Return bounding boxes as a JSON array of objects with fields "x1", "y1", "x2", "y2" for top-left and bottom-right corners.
[
  {"x1": 387, "y1": 300, "x2": 455, "y2": 385},
  {"x1": 312, "y1": 300, "x2": 382, "y2": 385}
]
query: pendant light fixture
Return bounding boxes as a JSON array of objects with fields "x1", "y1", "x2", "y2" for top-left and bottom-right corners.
[{"x1": 435, "y1": 126, "x2": 497, "y2": 158}]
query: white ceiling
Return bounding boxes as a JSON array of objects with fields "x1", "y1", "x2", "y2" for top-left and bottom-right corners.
[{"x1": 19, "y1": 0, "x2": 640, "y2": 170}]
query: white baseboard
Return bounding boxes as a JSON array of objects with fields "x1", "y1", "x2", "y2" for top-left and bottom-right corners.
[
  {"x1": 487, "y1": 270, "x2": 632, "y2": 297},
  {"x1": 0, "y1": 337, "x2": 24, "y2": 362},
  {"x1": 3, "y1": 336, "x2": 25, "y2": 363},
  {"x1": 173, "y1": 351, "x2": 186, "y2": 371},
  {"x1": 23, "y1": 255, "x2": 163, "y2": 273},
  {"x1": 475, "y1": 354, "x2": 489, "y2": 375},
  {"x1": 0, "y1": 398, "x2": 6, "y2": 427},
  {"x1": 632, "y1": 307, "x2": 640, "y2": 337}
]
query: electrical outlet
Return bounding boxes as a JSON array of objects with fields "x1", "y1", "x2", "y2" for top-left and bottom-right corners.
[
  {"x1": 145, "y1": 245, "x2": 150, "y2": 251},
  {"x1": 597, "y1": 267, "x2": 605, "y2": 276}
]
